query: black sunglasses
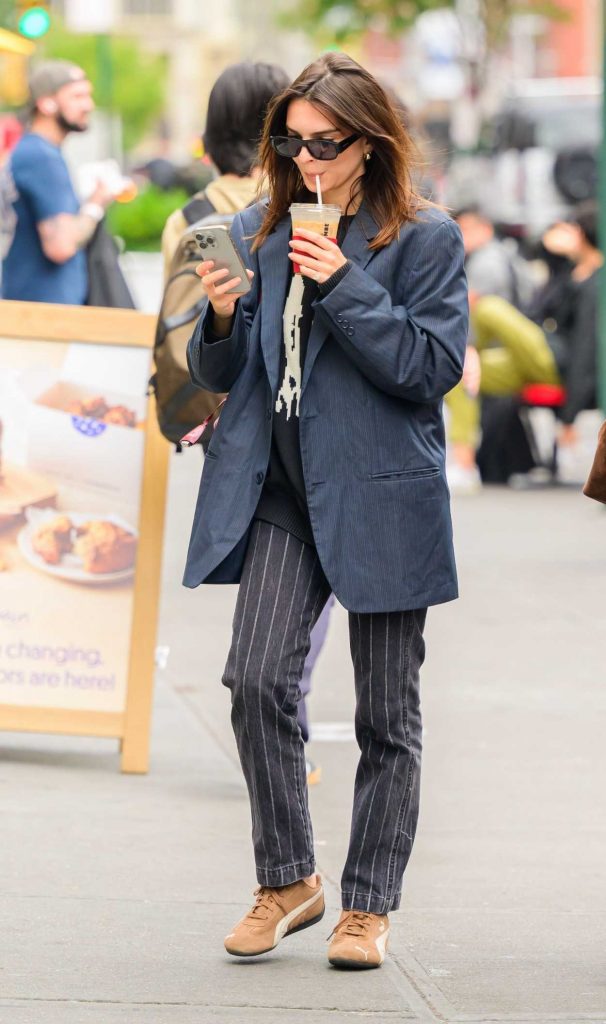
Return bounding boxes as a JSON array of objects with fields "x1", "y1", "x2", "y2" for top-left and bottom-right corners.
[{"x1": 270, "y1": 133, "x2": 361, "y2": 161}]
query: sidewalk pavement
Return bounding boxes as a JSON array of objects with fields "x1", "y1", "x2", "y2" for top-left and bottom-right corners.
[{"x1": 2, "y1": 444, "x2": 605, "y2": 1023}]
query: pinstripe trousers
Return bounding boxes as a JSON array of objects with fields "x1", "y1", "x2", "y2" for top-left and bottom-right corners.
[{"x1": 222, "y1": 520, "x2": 427, "y2": 915}]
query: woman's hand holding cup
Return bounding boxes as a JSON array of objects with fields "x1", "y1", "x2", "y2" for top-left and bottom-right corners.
[
  {"x1": 288, "y1": 229, "x2": 347, "y2": 284},
  {"x1": 195, "y1": 260, "x2": 254, "y2": 323}
]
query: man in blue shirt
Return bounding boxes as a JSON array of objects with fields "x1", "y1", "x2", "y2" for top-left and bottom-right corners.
[{"x1": 0, "y1": 61, "x2": 112, "y2": 304}]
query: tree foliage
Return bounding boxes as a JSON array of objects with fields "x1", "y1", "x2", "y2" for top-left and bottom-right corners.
[
  {"x1": 107, "y1": 185, "x2": 189, "y2": 251},
  {"x1": 40, "y1": 21, "x2": 167, "y2": 152},
  {"x1": 284, "y1": 0, "x2": 450, "y2": 39},
  {"x1": 281, "y1": 0, "x2": 568, "y2": 57}
]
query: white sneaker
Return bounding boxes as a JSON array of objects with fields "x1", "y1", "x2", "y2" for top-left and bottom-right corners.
[{"x1": 446, "y1": 463, "x2": 482, "y2": 495}]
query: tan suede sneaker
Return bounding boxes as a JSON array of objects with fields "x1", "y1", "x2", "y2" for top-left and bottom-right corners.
[
  {"x1": 224, "y1": 877, "x2": 324, "y2": 957},
  {"x1": 327, "y1": 910, "x2": 390, "y2": 969}
]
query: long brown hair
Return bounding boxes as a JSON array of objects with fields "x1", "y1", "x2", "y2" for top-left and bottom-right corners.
[{"x1": 253, "y1": 52, "x2": 427, "y2": 252}]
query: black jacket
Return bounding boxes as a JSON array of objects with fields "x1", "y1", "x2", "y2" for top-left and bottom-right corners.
[
  {"x1": 86, "y1": 222, "x2": 135, "y2": 309},
  {"x1": 529, "y1": 265, "x2": 598, "y2": 424},
  {"x1": 559, "y1": 271, "x2": 598, "y2": 425}
]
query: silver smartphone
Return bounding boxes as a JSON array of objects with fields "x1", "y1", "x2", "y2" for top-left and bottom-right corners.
[{"x1": 194, "y1": 225, "x2": 252, "y2": 296}]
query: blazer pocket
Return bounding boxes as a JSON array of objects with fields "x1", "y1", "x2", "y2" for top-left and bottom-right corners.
[{"x1": 369, "y1": 466, "x2": 439, "y2": 481}]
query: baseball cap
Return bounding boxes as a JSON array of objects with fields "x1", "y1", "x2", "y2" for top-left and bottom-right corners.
[{"x1": 27, "y1": 60, "x2": 87, "y2": 114}]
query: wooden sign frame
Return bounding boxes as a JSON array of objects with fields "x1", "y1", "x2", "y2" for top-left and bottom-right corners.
[{"x1": 0, "y1": 300, "x2": 169, "y2": 773}]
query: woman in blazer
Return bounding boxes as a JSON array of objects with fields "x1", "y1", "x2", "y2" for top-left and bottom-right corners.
[{"x1": 186, "y1": 52, "x2": 468, "y2": 969}]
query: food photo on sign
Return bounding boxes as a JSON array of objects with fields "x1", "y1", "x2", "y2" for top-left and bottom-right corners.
[{"x1": 18, "y1": 343, "x2": 147, "y2": 503}]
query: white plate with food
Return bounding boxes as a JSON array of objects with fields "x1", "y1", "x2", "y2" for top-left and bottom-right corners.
[{"x1": 18, "y1": 508, "x2": 138, "y2": 584}]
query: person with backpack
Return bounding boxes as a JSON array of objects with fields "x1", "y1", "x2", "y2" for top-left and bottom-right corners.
[
  {"x1": 154, "y1": 61, "x2": 289, "y2": 447},
  {"x1": 161, "y1": 62, "x2": 290, "y2": 277},
  {"x1": 186, "y1": 52, "x2": 468, "y2": 969},
  {"x1": 156, "y1": 59, "x2": 334, "y2": 763}
]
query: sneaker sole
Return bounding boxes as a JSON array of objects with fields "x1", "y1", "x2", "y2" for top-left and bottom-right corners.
[
  {"x1": 328, "y1": 955, "x2": 381, "y2": 970},
  {"x1": 225, "y1": 907, "x2": 325, "y2": 958}
]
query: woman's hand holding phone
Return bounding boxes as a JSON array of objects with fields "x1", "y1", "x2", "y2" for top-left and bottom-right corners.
[{"x1": 195, "y1": 260, "x2": 254, "y2": 327}]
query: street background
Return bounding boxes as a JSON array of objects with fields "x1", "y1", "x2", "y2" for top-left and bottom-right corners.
[
  {"x1": 2, "y1": 0, "x2": 601, "y2": 262},
  {"x1": 1, "y1": 0, "x2": 605, "y2": 1020},
  {"x1": 1, "y1": 436, "x2": 604, "y2": 1023}
]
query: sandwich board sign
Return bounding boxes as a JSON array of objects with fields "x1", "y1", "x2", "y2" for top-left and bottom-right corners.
[{"x1": 0, "y1": 301, "x2": 169, "y2": 773}]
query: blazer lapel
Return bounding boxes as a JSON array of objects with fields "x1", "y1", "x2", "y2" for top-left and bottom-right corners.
[
  {"x1": 340, "y1": 203, "x2": 379, "y2": 270},
  {"x1": 302, "y1": 202, "x2": 379, "y2": 393},
  {"x1": 258, "y1": 217, "x2": 290, "y2": 393}
]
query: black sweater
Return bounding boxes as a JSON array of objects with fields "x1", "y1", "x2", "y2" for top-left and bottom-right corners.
[
  {"x1": 559, "y1": 271, "x2": 598, "y2": 425},
  {"x1": 254, "y1": 219, "x2": 353, "y2": 545}
]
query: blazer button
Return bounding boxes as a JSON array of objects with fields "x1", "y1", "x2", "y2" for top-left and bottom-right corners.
[
  {"x1": 342, "y1": 318, "x2": 349, "y2": 326},
  {"x1": 336, "y1": 314, "x2": 343, "y2": 323},
  {"x1": 256, "y1": 471, "x2": 264, "y2": 485},
  {"x1": 347, "y1": 327, "x2": 354, "y2": 336}
]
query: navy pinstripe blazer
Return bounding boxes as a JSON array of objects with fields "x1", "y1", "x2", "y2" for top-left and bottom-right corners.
[{"x1": 184, "y1": 200, "x2": 468, "y2": 612}]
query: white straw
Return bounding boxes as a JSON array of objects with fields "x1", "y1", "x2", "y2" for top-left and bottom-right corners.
[{"x1": 315, "y1": 174, "x2": 323, "y2": 205}]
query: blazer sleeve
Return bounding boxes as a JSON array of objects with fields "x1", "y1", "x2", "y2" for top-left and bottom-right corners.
[
  {"x1": 313, "y1": 218, "x2": 469, "y2": 402},
  {"x1": 186, "y1": 212, "x2": 260, "y2": 394}
]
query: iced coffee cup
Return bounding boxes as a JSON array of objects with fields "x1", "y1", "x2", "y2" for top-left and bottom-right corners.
[{"x1": 290, "y1": 203, "x2": 341, "y2": 274}]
